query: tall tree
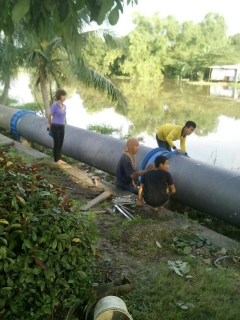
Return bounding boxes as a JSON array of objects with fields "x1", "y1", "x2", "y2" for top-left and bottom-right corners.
[
  {"x1": 0, "y1": 0, "x2": 135, "y2": 113},
  {"x1": 121, "y1": 13, "x2": 169, "y2": 78},
  {"x1": 23, "y1": 31, "x2": 127, "y2": 116},
  {"x1": 0, "y1": 33, "x2": 21, "y2": 104},
  {"x1": 200, "y1": 13, "x2": 228, "y2": 48}
]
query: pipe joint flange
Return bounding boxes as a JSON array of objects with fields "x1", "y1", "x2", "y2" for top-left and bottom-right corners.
[
  {"x1": 10, "y1": 110, "x2": 36, "y2": 137},
  {"x1": 139, "y1": 147, "x2": 168, "y2": 170},
  {"x1": 165, "y1": 150, "x2": 187, "y2": 158}
]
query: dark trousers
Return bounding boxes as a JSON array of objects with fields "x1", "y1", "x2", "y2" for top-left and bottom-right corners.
[
  {"x1": 51, "y1": 124, "x2": 65, "y2": 162},
  {"x1": 116, "y1": 184, "x2": 138, "y2": 195},
  {"x1": 156, "y1": 134, "x2": 171, "y2": 152}
]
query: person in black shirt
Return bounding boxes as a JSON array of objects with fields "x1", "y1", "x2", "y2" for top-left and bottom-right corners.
[
  {"x1": 115, "y1": 137, "x2": 154, "y2": 194},
  {"x1": 137, "y1": 155, "x2": 176, "y2": 209}
]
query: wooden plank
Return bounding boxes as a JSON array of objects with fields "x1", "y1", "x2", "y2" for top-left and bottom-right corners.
[{"x1": 82, "y1": 191, "x2": 111, "y2": 211}]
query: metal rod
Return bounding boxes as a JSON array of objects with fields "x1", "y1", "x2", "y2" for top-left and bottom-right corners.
[
  {"x1": 114, "y1": 205, "x2": 132, "y2": 220},
  {"x1": 118, "y1": 205, "x2": 134, "y2": 219},
  {"x1": 121, "y1": 205, "x2": 134, "y2": 213}
]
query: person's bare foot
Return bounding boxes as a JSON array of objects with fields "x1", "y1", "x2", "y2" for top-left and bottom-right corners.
[
  {"x1": 59, "y1": 159, "x2": 67, "y2": 164},
  {"x1": 54, "y1": 161, "x2": 72, "y2": 168},
  {"x1": 136, "y1": 199, "x2": 144, "y2": 206}
]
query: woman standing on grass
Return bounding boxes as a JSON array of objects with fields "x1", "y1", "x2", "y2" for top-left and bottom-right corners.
[{"x1": 48, "y1": 89, "x2": 68, "y2": 165}]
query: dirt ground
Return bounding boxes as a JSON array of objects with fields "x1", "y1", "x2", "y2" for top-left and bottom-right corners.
[
  {"x1": 2, "y1": 133, "x2": 240, "y2": 319},
  {"x1": 39, "y1": 163, "x2": 240, "y2": 287}
]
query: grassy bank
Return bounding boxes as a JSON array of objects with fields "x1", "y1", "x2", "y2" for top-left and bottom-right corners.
[
  {"x1": 101, "y1": 215, "x2": 240, "y2": 320},
  {"x1": 1, "y1": 145, "x2": 240, "y2": 320}
]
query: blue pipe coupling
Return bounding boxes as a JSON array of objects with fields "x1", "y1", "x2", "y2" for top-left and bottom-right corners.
[
  {"x1": 10, "y1": 110, "x2": 36, "y2": 137},
  {"x1": 139, "y1": 147, "x2": 187, "y2": 170}
]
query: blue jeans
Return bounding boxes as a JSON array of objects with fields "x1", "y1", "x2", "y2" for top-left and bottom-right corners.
[
  {"x1": 156, "y1": 134, "x2": 171, "y2": 152},
  {"x1": 116, "y1": 184, "x2": 138, "y2": 195}
]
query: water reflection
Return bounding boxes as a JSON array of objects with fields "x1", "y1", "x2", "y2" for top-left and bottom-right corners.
[
  {"x1": 209, "y1": 85, "x2": 239, "y2": 99},
  {"x1": 6, "y1": 74, "x2": 240, "y2": 170},
  {"x1": 61, "y1": 79, "x2": 240, "y2": 170}
]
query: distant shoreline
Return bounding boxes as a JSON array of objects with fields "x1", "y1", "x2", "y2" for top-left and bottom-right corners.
[{"x1": 186, "y1": 80, "x2": 240, "y2": 87}]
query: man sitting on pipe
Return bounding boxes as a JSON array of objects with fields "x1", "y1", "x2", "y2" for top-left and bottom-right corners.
[
  {"x1": 115, "y1": 137, "x2": 154, "y2": 195},
  {"x1": 137, "y1": 155, "x2": 176, "y2": 210},
  {"x1": 156, "y1": 121, "x2": 196, "y2": 156}
]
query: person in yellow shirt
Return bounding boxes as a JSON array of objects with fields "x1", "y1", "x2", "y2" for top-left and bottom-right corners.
[{"x1": 156, "y1": 121, "x2": 196, "y2": 156}]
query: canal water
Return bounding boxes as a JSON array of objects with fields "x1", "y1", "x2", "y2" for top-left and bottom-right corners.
[{"x1": 7, "y1": 73, "x2": 240, "y2": 171}]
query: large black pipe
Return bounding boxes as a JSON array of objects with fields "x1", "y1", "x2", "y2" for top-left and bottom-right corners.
[
  {"x1": 0, "y1": 105, "x2": 240, "y2": 227},
  {"x1": 169, "y1": 155, "x2": 240, "y2": 224},
  {"x1": 16, "y1": 113, "x2": 152, "y2": 174}
]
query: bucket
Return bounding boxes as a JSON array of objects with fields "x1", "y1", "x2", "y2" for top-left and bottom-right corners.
[{"x1": 94, "y1": 296, "x2": 133, "y2": 320}]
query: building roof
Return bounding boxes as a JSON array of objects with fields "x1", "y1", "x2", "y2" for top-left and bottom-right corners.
[{"x1": 209, "y1": 64, "x2": 240, "y2": 69}]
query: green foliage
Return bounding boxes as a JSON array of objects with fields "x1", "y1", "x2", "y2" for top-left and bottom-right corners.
[
  {"x1": 0, "y1": 150, "x2": 98, "y2": 319},
  {"x1": 175, "y1": 300, "x2": 195, "y2": 310},
  {"x1": 170, "y1": 234, "x2": 212, "y2": 255},
  {"x1": 168, "y1": 259, "x2": 192, "y2": 278},
  {"x1": 0, "y1": 0, "x2": 137, "y2": 35},
  {"x1": 87, "y1": 124, "x2": 121, "y2": 135},
  {"x1": 14, "y1": 102, "x2": 44, "y2": 113},
  {"x1": 108, "y1": 5, "x2": 120, "y2": 26},
  {"x1": 82, "y1": 11, "x2": 239, "y2": 81},
  {"x1": 1, "y1": 0, "x2": 130, "y2": 115},
  {"x1": 12, "y1": 0, "x2": 30, "y2": 24},
  {"x1": 71, "y1": 55, "x2": 127, "y2": 111}
]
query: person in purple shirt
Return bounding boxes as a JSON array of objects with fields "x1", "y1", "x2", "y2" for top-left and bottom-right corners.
[{"x1": 48, "y1": 89, "x2": 67, "y2": 165}]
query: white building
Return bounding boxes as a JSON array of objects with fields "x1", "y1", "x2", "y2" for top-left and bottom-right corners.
[{"x1": 209, "y1": 64, "x2": 240, "y2": 83}]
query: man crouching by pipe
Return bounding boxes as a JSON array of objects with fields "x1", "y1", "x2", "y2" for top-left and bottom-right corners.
[{"x1": 137, "y1": 155, "x2": 176, "y2": 210}]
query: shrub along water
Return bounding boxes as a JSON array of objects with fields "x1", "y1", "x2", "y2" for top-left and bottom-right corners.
[{"x1": 0, "y1": 149, "x2": 97, "y2": 319}]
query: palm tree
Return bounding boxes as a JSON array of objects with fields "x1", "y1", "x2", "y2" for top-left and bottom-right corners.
[
  {"x1": 0, "y1": 34, "x2": 21, "y2": 105},
  {"x1": 0, "y1": 6, "x2": 127, "y2": 116},
  {"x1": 13, "y1": 6, "x2": 127, "y2": 117},
  {"x1": 24, "y1": 35, "x2": 127, "y2": 117}
]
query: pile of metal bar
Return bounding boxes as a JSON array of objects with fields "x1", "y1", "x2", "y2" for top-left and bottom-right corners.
[{"x1": 114, "y1": 204, "x2": 134, "y2": 220}]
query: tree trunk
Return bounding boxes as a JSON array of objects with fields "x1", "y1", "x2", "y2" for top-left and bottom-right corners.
[
  {"x1": 0, "y1": 75, "x2": 10, "y2": 105},
  {"x1": 39, "y1": 63, "x2": 50, "y2": 117}
]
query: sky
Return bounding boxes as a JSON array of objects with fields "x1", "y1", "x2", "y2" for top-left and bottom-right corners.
[{"x1": 108, "y1": 0, "x2": 240, "y2": 36}]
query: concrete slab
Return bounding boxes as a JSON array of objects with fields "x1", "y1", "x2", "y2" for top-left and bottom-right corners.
[
  {"x1": 0, "y1": 133, "x2": 15, "y2": 147},
  {"x1": 65, "y1": 167, "x2": 133, "y2": 196},
  {"x1": 192, "y1": 224, "x2": 240, "y2": 249},
  {"x1": 13, "y1": 141, "x2": 50, "y2": 159},
  {"x1": 172, "y1": 215, "x2": 240, "y2": 249}
]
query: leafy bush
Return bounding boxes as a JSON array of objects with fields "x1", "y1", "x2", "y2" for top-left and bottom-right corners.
[
  {"x1": 87, "y1": 123, "x2": 121, "y2": 135},
  {"x1": 0, "y1": 150, "x2": 97, "y2": 319}
]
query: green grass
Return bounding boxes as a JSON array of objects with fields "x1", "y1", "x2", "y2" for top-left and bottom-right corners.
[
  {"x1": 121, "y1": 262, "x2": 240, "y2": 320},
  {"x1": 104, "y1": 217, "x2": 240, "y2": 320}
]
